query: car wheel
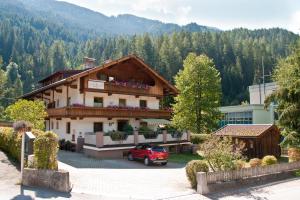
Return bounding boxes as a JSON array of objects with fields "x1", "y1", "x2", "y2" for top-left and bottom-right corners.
[
  {"x1": 161, "y1": 162, "x2": 167, "y2": 166},
  {"x1": 144, "y1": 157, "x2": 150, "y2": 166},
  {"x1": 128, "y1": 153, "x2": 134, "y2": 161}
]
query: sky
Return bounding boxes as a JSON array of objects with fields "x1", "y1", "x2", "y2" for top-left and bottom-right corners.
[{"x1": 61, "y1": 0, "x2": 300, "y2": 34}]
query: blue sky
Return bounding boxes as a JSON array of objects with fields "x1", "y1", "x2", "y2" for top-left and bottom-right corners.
[{"x1": 61, "y1": 0, "x2": 300, "y2": 34}]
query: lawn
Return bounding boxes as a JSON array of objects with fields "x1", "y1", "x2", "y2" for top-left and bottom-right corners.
[{"x1": 168, "y1": 153, "x2": 203, "y2": 164}]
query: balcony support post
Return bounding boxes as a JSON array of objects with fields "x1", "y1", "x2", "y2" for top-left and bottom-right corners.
[
  {"x1": 134, "y1": 130, "x2": 139, "y2": 145},
  {"x1": 96, "y1": 132, "x2": 104, "y2": 148},
  {"x1": 163, "y1": 130, "x2": 167, "y2": 143}
]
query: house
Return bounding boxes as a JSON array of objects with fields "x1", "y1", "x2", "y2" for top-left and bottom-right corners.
[
  {"x1": 219, "y1": 82, "x2": 277, "y2": 127},
  {"x1": 22, "y1": 55, "x2": 191, "y2": 158},
  {"x1": 214, "y1": 124, "x2": 281, "y2": 158}
]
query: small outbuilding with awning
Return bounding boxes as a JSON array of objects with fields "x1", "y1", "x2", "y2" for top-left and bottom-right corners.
[{"x1": 214, "y1": 124, "x2": 281, "y2": 159}]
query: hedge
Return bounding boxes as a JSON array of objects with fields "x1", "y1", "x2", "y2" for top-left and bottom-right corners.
[
  {"x1": 185, "y1": 160, "x2": 209, "y2": 188},
  {"x1": 262, "y1": 155, "x2": 277, "y2": 166},
  {"x1": 190, "y1": 134, "x2": 210, "y2": 144},
  {"x1": 0, "y1": 127, "x2": 43, "y2": 162},
  {"x1": 34, "y1": 131, "x2": 59, "y2": 170}
]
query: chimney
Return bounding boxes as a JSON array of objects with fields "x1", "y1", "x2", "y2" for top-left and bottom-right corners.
[{"x1": 83, "y1": 57, "x2": 96, "y2": 69}]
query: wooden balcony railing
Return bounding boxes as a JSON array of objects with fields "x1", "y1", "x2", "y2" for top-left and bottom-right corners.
[
  {"x1": 47, "y1": 106, "x2": 172, "y2": 119},
  {"x1": 84, "y1": 81, "x2": 163, "y2": 97}
]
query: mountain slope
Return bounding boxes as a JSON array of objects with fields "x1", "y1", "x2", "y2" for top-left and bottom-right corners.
[{"x1": 3, "y1": 0, "x2": 218, "y2": 37}]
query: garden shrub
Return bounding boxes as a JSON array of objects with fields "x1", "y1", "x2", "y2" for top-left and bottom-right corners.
[
  {"x1": 261, "y1": 155, "x2": 277, "y2": 166},
  {"x1": 288, "y1": 148, "x2": 300, "y2": 162},
  {"x1": 138, "y1": 126, "x2": 158, "y2": 139},
  {"x1": 185, "y1": 160, "x2": 209, "y2": 188},
  {"x1": 190, "y1": 134, "x2": 209, "y2": 144},
  {"x1": 106, "y1": 131, "x2": 128, "y2": 141},
  {"x1": 0, "y1": 127, "x2": 21, "y2": 161},
  {"x1": 122, "y1": 124, "x2": 134, "y2": 134},
  {"x1": 249, "y1": 158, "x2": 262, "y2": 167},
  {"x1": 34, "y1": 131, "x2": 58, "y2": 170},
  {"x1": 234, "y1": 160, "x2": 246, "y2": 170}
]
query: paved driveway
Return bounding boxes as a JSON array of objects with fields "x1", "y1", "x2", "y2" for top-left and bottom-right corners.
[{"x1": 58, "y1": 150, "x2": 196, "y2": 199}]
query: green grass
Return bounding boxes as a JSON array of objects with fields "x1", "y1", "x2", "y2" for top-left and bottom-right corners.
[{"x1": 168, "y1": 153, "x2": 203, "y2": 164}]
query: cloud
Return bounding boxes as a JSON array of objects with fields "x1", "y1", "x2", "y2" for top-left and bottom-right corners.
[{"x1": 60, "y1": 0, "x2": 300, "y2": 33}]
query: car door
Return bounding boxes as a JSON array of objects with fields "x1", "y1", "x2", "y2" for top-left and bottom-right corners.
[{"x1": 132, "y1": 145, "x2": 142, "y2": 159}]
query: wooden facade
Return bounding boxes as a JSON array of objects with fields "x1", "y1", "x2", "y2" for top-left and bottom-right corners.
[{"x1": 215, "y1": 124, "x2": 281, "y2": 159}]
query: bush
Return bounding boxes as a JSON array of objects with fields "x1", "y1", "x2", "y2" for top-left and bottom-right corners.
[
  {"x1": 185, "y1": 160, "x2": 209, "y2": 188},
  {"x1": 249, "y1": 158, "x2": 262, "y2": 167},
  {"x1": 34, "y1": 131, "x2": 58, "y2": 170},
  {"x1": 106, "y1": 131, "x2": 128, "y2": 141},
  {"x1": 0, "y1": 127, "x2": 43, "y2": 162},
  {"x1": 262, "y1": 155, "x2": 277, "y2": 166},
  {"x1": 234, "y1": 160, "x2": 246, "y2": 170},
  {"x1": 0, "y1": 127, "x2": 21, "y2": 161},
  {"x1": 190, "y1": 134, "x2": 209, "y2": 144},
  {"x1": 288, "y1": 148, "x2": 300, "y2": 162},
  {"x1": 122, "y1": 124, "x2": 134, "y2": 134}
]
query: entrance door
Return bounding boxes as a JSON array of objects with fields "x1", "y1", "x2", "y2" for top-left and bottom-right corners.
[{"x1": 117, "y1": 120, "x2": 128, "y2": 132}]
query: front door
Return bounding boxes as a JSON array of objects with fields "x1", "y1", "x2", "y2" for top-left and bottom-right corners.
[{"x1": 117, "y1": 120, "x2": 128, "y2": 132}]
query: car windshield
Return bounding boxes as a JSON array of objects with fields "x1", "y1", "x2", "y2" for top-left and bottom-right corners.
[{"x1": 151, "y1": 146, "x2": 165, "y2": 152}]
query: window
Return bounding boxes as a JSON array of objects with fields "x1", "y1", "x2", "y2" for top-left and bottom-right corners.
[
  {"x1": 66, "y1": 122, "x2": 71, "y2": 134},
  {"x1": 94, "y1": 97, "x2": 103, "y2": 107},
  {"x1": 249, "y1": 140, "x2": 254, "y2": 149},
  {"x1": 96, "y1": 72, "x2": 107, "y2": 81},
  {"x1": 56, "y1": 121, "x2": 59, "y2": 129},
  {"x1": 119, "y1": 99, "x2": 126, "y2": 107},
  {"x1": 140, "y1": 122, "x2": 148, "y2": 127},
  {"x1": 51, "y1": 121, "x2": 54, "y2": 129},
  {"x1": 94, "y1": 122, "x2": 103, "y2": 132},
  {"x1": 140, "y1": 100, "x2": 147, "y2": 108},
  {"x1": 56, "y1": 99, "x2": 60, "y2": 107}
]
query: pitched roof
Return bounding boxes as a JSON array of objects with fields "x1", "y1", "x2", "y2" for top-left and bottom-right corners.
[
  {"x1": 38, "y1": 69, "x2": 87, "y2": 83},
  {"x1": 22, "y1": 55, "x2": 178, "y2": 98},
  {"x1": 214, "y1": 124, "x2": 275, "y2": 137}
]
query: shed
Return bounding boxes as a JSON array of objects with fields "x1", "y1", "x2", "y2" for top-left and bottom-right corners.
[{"x1": 214, "y1": 124, "x2": 281, "y2": 159}]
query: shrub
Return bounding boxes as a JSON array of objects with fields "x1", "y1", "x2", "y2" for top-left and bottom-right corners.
[
  {"x1": 249, "y1": 158, "x2": 262, "y2": 167},
  {"x1": 288, "y1": 148, "x2": 300, "y2": 162},
  {"x1": 138, "y1": 126, "x2": 158, "y2": 139},
  {"x1": 262, "y1": 155, "x2": 277, "y2": 166},
  {"x1": 185, "y1": 160, "x2": 209, "y2": 188},
  {"x1": 0, "y1": 127, "x2": 44, "y2": 162},
  {"x1": 199, "y1": 136, "x2": 243, "y2": 171},
  {"x1": 106, "y1": 131, "x2": 128, "y2": 141},
  {"x1": 34, "y1": 131, "x2": 58, "y2": 170},
  {"x1": 123, "y1": 124, "x2": 134, "y2": 134},
  {"x1": 234, "y1": 160, "x2": 246, "y2": 170},
  {"x1": 190, "y1": 134, "x2": 209, "y2": 144},
  {"x1": 0, "y1": 127, "x2": 21, "y2": 161}
]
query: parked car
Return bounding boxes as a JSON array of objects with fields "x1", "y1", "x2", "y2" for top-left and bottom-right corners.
[{"x1": 128, "y1": 144, "x2": 168, "y2": 166}]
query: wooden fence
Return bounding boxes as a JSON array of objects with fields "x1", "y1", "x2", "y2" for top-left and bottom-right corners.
[
  {"x1": 197, "y1": 161, "x2": 300, "y2": 194},
  {"x1": 0, "y1": 121, "x2": 13, "y2": 127}
]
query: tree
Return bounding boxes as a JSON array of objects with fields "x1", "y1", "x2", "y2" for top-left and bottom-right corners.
[
  {"x1": 265, "y1": 41, "x2": 300, "y2": 159},
  {"x1": 172, "y1": 53, "x2": 221, "y2": 134},
  {"x1": 5, "y1": 99, "x2": 47, "y2": 130}
]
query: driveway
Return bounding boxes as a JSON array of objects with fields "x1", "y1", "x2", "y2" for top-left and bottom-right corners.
[{"x1": 58, "y1": 150, "x2": 196, "y2": 199}]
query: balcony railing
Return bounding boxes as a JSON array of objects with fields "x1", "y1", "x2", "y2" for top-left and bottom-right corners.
[
  {"x1": 85, "y1": 80, "x2": 163, "y2": 96},
  {"x1": 84, "y1": 131, "x2": 190, "y2": 147},
  {"x1": 47, "y1": 106, "x2": 172, "y2": 119}
]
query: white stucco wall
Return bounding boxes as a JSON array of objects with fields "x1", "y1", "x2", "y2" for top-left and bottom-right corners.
[
  {"x1": 49, "y1": 117, "x2": 144, "y2": 143},
  {"x1": 248, "y1": 82, "x2": 277, "y2": 104}
]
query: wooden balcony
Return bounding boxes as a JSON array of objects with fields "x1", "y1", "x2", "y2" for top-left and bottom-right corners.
[
  {"x1": 47, "y1": 106, "x2": 172, "y2": 119},
  {"x1": 84, "y1": 81, "x2": 164, "y2": 97}
]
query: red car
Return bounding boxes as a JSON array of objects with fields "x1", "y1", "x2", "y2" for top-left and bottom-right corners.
[{"x1": 128, "y1": 144, "x2": 168, "y2": 166}]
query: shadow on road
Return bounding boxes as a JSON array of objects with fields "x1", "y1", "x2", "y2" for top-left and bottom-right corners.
[{"x1": 10, "y1": 185, "x2": 71, "y2": 200}]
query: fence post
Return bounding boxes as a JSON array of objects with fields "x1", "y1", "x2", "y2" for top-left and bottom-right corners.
[
  {"x1": 197, "y1": 172, "x2": 209, "y2": 195},
  {"x1": 76, "y1": 136, "x2": 85, "y2": 152},
  {"x1": 96, "y1": 132, "x2": 104, "y2": 148},
  {"x1": 134, "y1": 130, "x2": 139, "y2": 145}
]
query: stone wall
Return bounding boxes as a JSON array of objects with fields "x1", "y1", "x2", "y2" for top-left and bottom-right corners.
[{"x1": 22, "y1": 168, "x2": 71, "y2": 192}]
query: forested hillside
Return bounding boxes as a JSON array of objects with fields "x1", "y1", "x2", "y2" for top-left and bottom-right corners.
[{"x1": 0, "y1": 0, "x2": 299, "y2": 115}]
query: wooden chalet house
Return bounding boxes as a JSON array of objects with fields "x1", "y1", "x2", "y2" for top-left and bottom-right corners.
[{"x1": 22, "y1": 55, "x2": 191, "y2": 158}]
